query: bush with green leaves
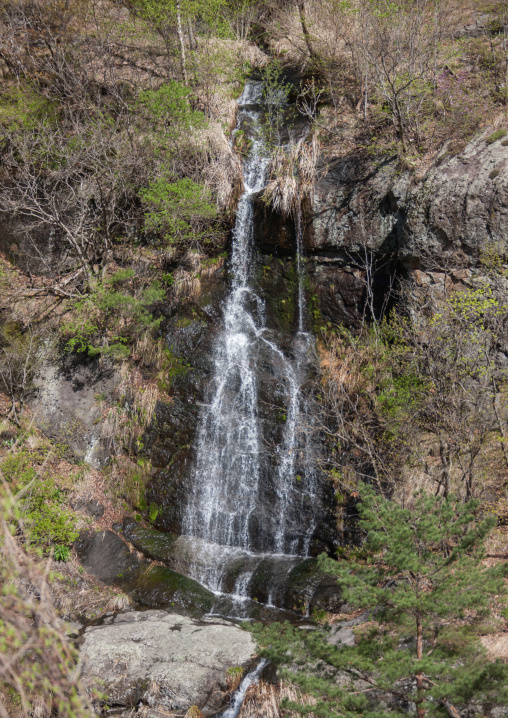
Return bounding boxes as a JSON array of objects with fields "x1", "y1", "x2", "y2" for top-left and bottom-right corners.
[
  {"x1": 254, "y1": 485, "x2": 508, "y2": 717},
  {"x1": 140, "y1": 176, "x2": 217, "y2": 246},
  {"x1": 21, "y1": 478, "x2": 78, "y2": 551},
  {"x1": 137, "y1": 82, "x2": 207, "y2": 142},
  {"x1": 261, "y1": 60, "x2": 292, "y2": 147},
  {"x1": 64, "y1": 268, "x2": 165, "y2": 357}
]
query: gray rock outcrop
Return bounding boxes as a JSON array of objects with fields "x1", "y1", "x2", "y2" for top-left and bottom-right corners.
[
  {"x1": 254, "y1": 126, "x2": 508, "y2": 327},
  {"x1": 79, "y1": 610, "x2": 257, "y2": 716}
]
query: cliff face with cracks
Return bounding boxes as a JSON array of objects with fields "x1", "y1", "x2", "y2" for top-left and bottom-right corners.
[{"x1": 255, "y1": 127, "x2": 508, "y2": 327}]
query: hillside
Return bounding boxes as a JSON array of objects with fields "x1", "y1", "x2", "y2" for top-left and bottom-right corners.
[{"x1": 1, "y1": 1, "x2": 508, "y2": 717}]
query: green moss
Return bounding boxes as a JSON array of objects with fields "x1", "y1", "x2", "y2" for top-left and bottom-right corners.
[
  {"x1": 486, "y1": 129, "x2": 507, "y2": 144},
  {"x1": 0, "y1": 84, "x2": 58, "y2": 131},
  {"x1": 123, "y1": 521, "x2": 179, "y2": 562},
  {"x1": 125, "y1": 565, "x2": 215, "y2": 614}
]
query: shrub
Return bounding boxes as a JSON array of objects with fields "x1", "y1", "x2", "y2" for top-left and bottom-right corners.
[
  {"x1": 21, "y1": 478, "x2": 78, "y2": 551},
  {"x1": 486, "y1": 128, "x2": 507, "y2": 144},
  {"x1": 140, "y1": 176, "x2": 217, "y2": 246},
  {"x1": 53, "y1": 544, "x2": 71, "y2": 562},
  {"x1": 63, "y1": 271, "x2": 165, "y2": 358}
]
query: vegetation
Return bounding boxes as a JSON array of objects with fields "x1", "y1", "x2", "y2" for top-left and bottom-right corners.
[
  {"x1": 63, "y1": 269, "x2": 165, "y2": 358},
  {"x1": 254, "y1": 485, "x2": 508, "y2": 717},
  {"x1": 0, "y1": 0, "x2": 508, "y2": 715},
  {"x1": 319, "y1": 265, "x2": 508, "y2": 513}
]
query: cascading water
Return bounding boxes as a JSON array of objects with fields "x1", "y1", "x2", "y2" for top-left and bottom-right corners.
[{"x1": 178, "y1": 79, "x2": 321, "y2": 611}]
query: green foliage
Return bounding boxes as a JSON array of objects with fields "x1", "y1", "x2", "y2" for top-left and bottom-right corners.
[
  {"x1": 21, "y1": 478, "x2": 78, "y2": 551},
  {"x1": 140, "y1": 176, "x2": 216, "y2": 246},
  {"x1": 148, "y1": 502, "x2": 159, "y2": 523},
  {"x1": 64, "y1": 270, "x2": 165, "y2": 357},
  {"x1": 0, "y1": 85, "x2": 58, "y2": 132},
  {"x1": 253, "y1": 485, "x2": 508, "y2": 717},
  {"x1": 138, "y1": 82, "x2": 207, "y2": 143},
  {"x1": 136, "y1": 0, "x2": 229, "y2": 38},
  {"x1": 261, "y1": 60, "x2": 292, "y2": 147},
  {"x1": 486, "y1": 128, "x2": 507, "y2": 144},
  {"x1": 1, "y1": 450, "x2": 38, "y2": 486},
  {"x1": 53, "y1": 544, "x2": 71, "y2": 562}
]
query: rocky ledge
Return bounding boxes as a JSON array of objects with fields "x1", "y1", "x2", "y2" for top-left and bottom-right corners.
[{"x1": 79, "y1": 610, "x2": 257, "y2": 716}]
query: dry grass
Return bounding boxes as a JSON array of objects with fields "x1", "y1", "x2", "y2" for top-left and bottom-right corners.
[
  {"x1": 263, "y1": 136, "x2": 319, "y2": 217},
  {"x1": 184, "y1": 707, "x2": 204, "y2": 718},
  {"x1": 51, "y1": 557, "x2": 133, "y2": 622},
  {"x1": 200, "y1": 120, "x2": 244, "y2": 212},
  {"x1": 238, "y1": 681, "x2": 317, "y2": 718}
]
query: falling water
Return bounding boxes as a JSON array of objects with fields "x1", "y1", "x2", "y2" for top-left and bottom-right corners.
[{"x1": 180, "y1": 79, "x2": 320, "y2": 607}]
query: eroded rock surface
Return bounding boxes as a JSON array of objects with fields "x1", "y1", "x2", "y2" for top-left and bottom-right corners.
[
  {"x1": 33, "y1": 357, "x2": 120, "y2": 467},
  {"x1": 254, "y1": 127, "x2": 508, "y2": 327},
  {"x1": 79, "y1": 610, "x2": 256, "y2": 716}
]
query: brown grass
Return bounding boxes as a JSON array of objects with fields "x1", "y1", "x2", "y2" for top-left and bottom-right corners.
[
  {"x1": 263, "y1": 136, "x2": 319, "y2": 217},
  {"x1": 238, "y1": 681, "x2": 317, "y2": 718}
]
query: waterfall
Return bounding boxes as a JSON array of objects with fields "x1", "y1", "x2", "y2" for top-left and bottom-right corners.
[{"x1": 179, "y1": 79, "x2": 320, "y2": 607}]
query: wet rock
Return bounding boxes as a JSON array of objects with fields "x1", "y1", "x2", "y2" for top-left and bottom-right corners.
[
  {"x1": 124, "y1": 565, "x2": 215, "y2": 614},
  {"x1": 79, "y1": 610, "x2": 256, "y2": 716},
  {"x1": 75, "y1": 529, "x2": 215, "y2": 615},
  {"x1": 285, "y1": 558, "x2": 344, "y2": 614},
  {"x1": 143, "y1": 398, "x2": 199, "y2": 535},
  {"x1": 122, "y1": 518, "x2": 179, "y2": 561}
]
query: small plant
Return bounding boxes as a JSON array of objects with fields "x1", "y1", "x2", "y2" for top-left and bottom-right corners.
[
  {"x1": 21, "y1": 478, "x2": 78, "y2": 551},
  {"x1": 226, "y1": 666, "x2": 244, "y2": 691},
  {"x1": 490, "y1": 168, "x2": 501, "y2": 179},
  {"x1": 53, "y1": 545, "x2": 71, "y2": 562},
  {"x1": 148, "y1": 502, "x2": 159, "y2": 523},
  {"x1": 184, "y1": 707, "x2": 204, "y2": 718},
  {"x1": 63, "y1": 271, "x2": 165, "y2": 358},
  {"x1": 486, "y1": 128, "x2": 507, "y2": 144}
]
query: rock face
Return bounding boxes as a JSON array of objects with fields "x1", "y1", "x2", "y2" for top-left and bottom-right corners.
[
  {"x1": 75, "y1": 530, "x2": 216, "y2": 615},
  {"x1": 254, "y1": 127, "x2": 508, "y2": 327},
  {"x1": 33, "y1": 356, "x2": 120, "y2": 467},
  {"x1": 79, "y1": 610, "x2": 257, "y2": 716}
]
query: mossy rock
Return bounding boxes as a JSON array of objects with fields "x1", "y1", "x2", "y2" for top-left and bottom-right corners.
[
  {"x1": 123, "y1": 519, "x2": 179, "y2": 562},
  {"x1": 124, "y1": 565, "x2": 215, "y2": 615}
]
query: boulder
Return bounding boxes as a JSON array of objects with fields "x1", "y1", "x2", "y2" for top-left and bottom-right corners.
[
  {"x1": 75, "y1": 529, "x2": 216, "y2": 615},
  {"x1": 75, "y1": 530, "x2": 139, "y2": 585},
  {"x1": 79, "y1": 610, "x2": 257, "y2": 716}
]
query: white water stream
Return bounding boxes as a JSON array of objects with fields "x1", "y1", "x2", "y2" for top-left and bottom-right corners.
[{"x1": 180, "y1": 80, "x2": 319, "y2": 608}]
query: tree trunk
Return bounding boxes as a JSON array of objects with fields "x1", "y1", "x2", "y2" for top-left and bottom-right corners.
[
  {"x1": 296, "y1": 1, "x2": 316, "y2": 64},
  {"x1": 416, "y1": 613, "x2": 425, "y2": 718},
  {"x1": 188, "y1": 19, "x2": 197, "y2": 51},
  {"x1": 441, "y1": 700, "x2": 462, "y2": 718},
  {"x1": 175, "y1": 0, "x2": 188, "y2": 85}
]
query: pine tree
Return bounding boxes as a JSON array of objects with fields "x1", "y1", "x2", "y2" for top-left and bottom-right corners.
[{"x1": 254, "y1": 485, "x2": 508, "y2": 717}]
